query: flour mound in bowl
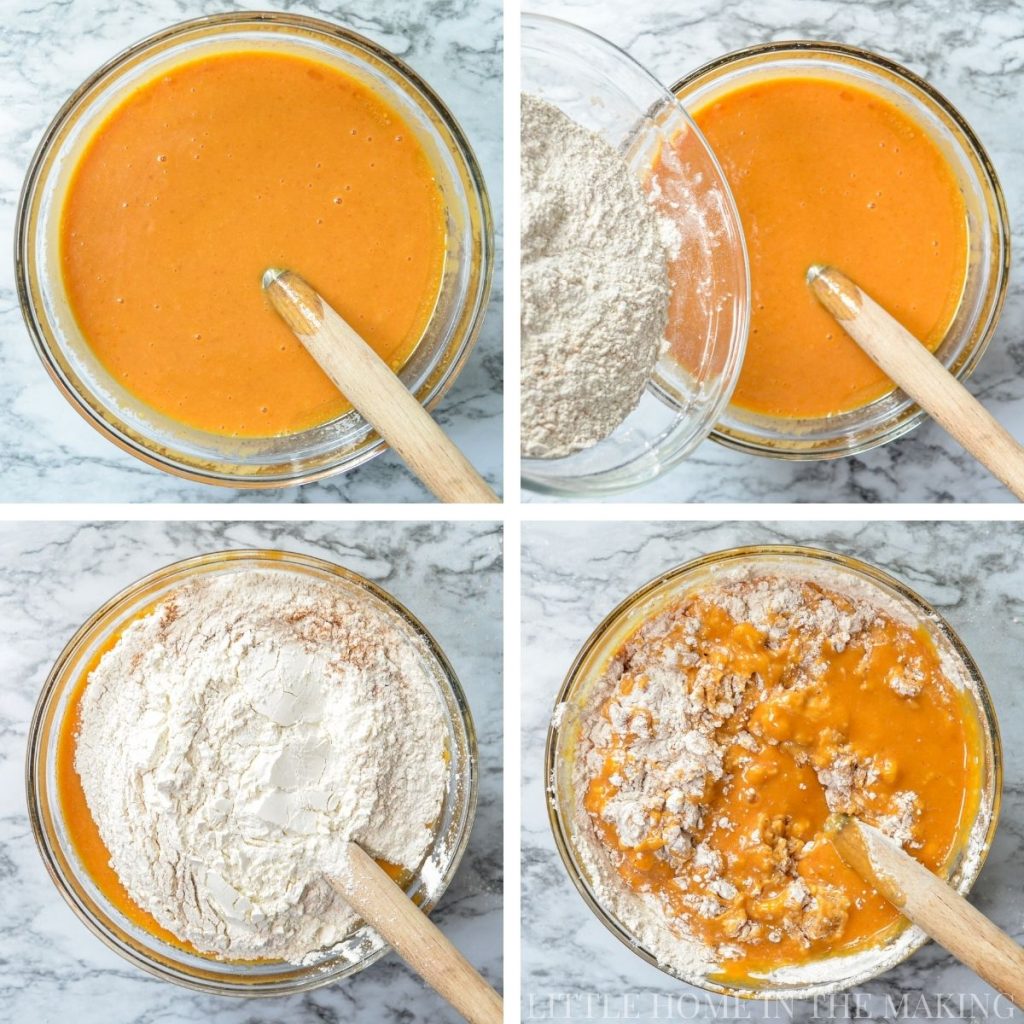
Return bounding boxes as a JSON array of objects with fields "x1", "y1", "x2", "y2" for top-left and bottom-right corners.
[
  {"x1": 520, "y1": 93, "x2": 675, "y2": 459},
  {"x1": 74, "y1": 569, "x2": 449, "y2": 964}
]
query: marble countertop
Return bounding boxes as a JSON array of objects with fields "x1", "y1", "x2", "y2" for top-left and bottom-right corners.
[
  {"x1": 525, "y1": 0, "x2": 1024, "y2": 504},
  {"x1": 0, "y1": 520, "x2": 502, "y2": 1023},
  {"x1": 522, "y1": 521, "x2": 1024, "y2": 1020},
  {"x1": 0, "y1": 0, "x2": 502, "y2": 503}
]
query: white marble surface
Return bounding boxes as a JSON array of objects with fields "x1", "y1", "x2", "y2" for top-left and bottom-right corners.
[
  {"x1": 522, "y1": 521, "x2": 1024, "y2": 1020},
  {"x1": 525, "y1": 0, "x2": 1024, "y2": 504},
  {"x1": 0, "y1": 0, "x2": 502, "y2": 503},
  {"x1": 0, "y1": 520, "x2": 502, "y2": 1022}
]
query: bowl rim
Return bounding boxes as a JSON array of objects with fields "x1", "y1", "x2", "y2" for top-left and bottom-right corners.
[
  {"x1": 671, "y1": 39, "x2": 1011, "y2": 461},
  {"x1": 545, "y1": 543, "x2": 1003, "y2": 998},
  {"x1": 519, "y1": 12, "x2": 751, "y2": 497},
  {"x1": 15, "y1": 10, "x2": 494, "y2": 489},
  {"x1": 25, "y1": 548, "x2": 480, "y2": 996}
]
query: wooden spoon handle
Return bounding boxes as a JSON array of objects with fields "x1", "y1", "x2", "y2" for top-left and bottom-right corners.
[
  {"x1": 331, "y1": 842, "x2": 503, "y2": 1024},
  {"x1": 263, "y1": 268, "x2": 499, "y2": 504},
  {"x1": 808, "y1": 264, "x2": 1024, "y2": 501},
  {"x1": 829, "y1": 816, "x2": 1024, "y2": 1007}
]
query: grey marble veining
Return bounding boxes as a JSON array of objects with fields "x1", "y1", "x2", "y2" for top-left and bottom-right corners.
[
  {"x1": 522, "y1": 521, "x2": 1023, "y2": 1020},
  {"x1": 525, "y1": 0, "x2": 1024, "y2": 504},
  {"x1": 0, "y1": 0, "x2": 502, "y2": 503},
  {"x1": 0, "y1": 520, "x2": 502, "y2": 1022}
]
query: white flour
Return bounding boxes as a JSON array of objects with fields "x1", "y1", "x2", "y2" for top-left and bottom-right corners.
[
  {"x1": 520, "y1": 93, "x2": 675, "y2": 459},
  {"x1": 75, "y1": 569, "x2": 449, "y2": 964}
]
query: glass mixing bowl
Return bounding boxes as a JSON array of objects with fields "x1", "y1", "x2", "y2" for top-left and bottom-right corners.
[
  {"x1": 16, "y1": 13, "x2": 493, "y2": 488},
  {"x1": 521, "y1": 15, "x2": 749, "y2": 497},
  {"x1": 547, "y1": 545, "x2": 1001, "y2": 998},
  {"x1": 674, "y1": 42, "x2": 1010, "y2": 460},
  {"x1": 26, "y1": 550, "x2": 478, "y2": 995}
]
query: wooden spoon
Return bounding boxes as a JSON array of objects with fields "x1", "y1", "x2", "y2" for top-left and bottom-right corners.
[
  {"x1": 330, "y1": 840, "x2": 503, "y2": 1024},
  {"x1": 827, "y1": 814, "x2": 1024, "y2": 1006},
  {"x1": 807, "y1": 264, "x2": 1024, "y2": 501},
  {"x1": 263, "y1": 268, "x2": 499, "y2": 504}
]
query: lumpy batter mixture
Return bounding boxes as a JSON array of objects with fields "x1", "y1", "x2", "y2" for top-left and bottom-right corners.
[{"x1": 571, "y1": 573, "x2": 982, "y2": 981}]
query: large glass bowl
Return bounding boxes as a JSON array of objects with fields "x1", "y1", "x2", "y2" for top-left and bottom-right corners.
[
  {"x1": 547, "y1": 545, "x2": 1001, "y2": 998},
  {"x1": 26, "y1": 550, "x2": 478, "y2": 995},
  {"x1": 674, "y1": 43, "x2": 1010, "y2": 460},
  {"x1": 16, "y1": 13, "x2": 493, "y2": 488},
  {"x1": 521, "y1": 15, "x2": 749, "y2": 497}
]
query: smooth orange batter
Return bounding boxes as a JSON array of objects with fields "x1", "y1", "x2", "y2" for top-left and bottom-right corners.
[
  {"x1": 687, "y1": 75, "x2": 969, "y2": 419},
  {"x1": 57, "y1": 615, "x2": 411, "y2": 958},
  {"x1": 582, "y1": 580, "x2": 981, "y2": 981},
  {"x1": 61, "y1": 50, "x2": 446, "y2": 437}
]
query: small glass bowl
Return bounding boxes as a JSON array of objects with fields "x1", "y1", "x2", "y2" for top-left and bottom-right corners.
[
  {"x1": 547, "y1": 545, "x2": 1001, "y2": 998},
  {"x1": 674, "y1": 42, "x2": 1011, "y2": 460},
  {"x1": 521, "y1": 15, "x2": 749, "y2": 497},
  {"x1": 26, "y1": 550, "x2": 479, "y2": 996},
  {"x1": 16, "y1": 13, "x2": 493, "y2": 488}
]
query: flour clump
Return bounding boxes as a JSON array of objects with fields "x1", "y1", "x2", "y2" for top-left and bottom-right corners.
[
  {"x1": 521, "y1": 93, "x2": 675, "y2": 459},
  {"x1": 74, "y1": 568, "x2": 449, "y2": 964}
]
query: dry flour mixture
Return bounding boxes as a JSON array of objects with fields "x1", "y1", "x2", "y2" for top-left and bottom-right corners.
[
  {"x1": 521, "y1": 93, "x2": 677, "y2": 459},
  {"x1": 75, "y1": 569, "x2": 449, "y2": 964}
]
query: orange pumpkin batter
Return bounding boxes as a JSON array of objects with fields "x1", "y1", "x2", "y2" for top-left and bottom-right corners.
[
  {"x1": 580, "y1": 577, "x2": 982, "y2": 981},
  {"x1": 60, "y1": 50, "x2": 446, "y2": 438},
  {"x1": 687, "y1": 75, "x2": 968, "y2": 419}
]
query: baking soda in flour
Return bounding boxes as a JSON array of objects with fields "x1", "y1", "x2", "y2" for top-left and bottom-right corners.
[{"x1": 74, "y1": 569, "x2": 449, "y2": 964}]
